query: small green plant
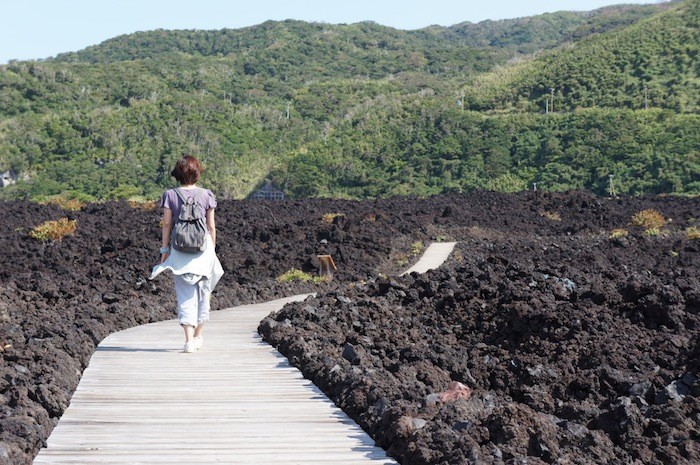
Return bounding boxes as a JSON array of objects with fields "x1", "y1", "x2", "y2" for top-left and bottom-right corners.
[
  {"x1": 609, "y1": 228, "x2": 629, "y2": 239},
  {"x1": 127, "y1": 198, "x2": 158, "y2": 211},
  {"x1": 322, "y1": 213, "x2": 345, "y2": 223},
  {"x1": 643, "y1": 227, "x2": 660, "y2": 236},
  {"x1": 29, "y1": 218, "x2": 77, "y2": 242},
  {"x1": 277, "y1": 269, "x2": 327, "y2": 284},
  {"x1": 542, "y1": 211, "x2": 561, "y2": 221},
  {"x1": 631, "y1": 209, "x2": 665, "y2": 230},
  {"x1": 410, "y1": 241, "x2": 423, "y2": 256},
  {"x1": 435, "y1": 235, "x2": 447, "y2": 242},
  {"x1": 39, "y1": 195, "x2": 85, "y2": 211},
  {"x1": 686, "y1": 226, "x2": 700, "y2": 240}
]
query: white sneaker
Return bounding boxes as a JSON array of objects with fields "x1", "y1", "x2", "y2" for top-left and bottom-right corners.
[
  {"x1": 193, "y1": 336, "x2": 204, "y2": 350},
  {"x1": 184, "y1": 341, "x2": 196, "y2": 353}
]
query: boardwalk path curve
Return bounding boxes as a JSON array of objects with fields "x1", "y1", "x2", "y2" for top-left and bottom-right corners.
[
  {"x1": 35, "y1": 243, "x2": 456, "y2": 464},
  {"x1": 400, "y1": 242, "x2": 457, "y2": 275}
]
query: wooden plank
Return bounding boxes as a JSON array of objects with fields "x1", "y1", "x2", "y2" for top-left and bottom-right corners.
[
  {"x1": 34, "y1": 294, "x2": 398, "y2": 465},
  {"x1": 400, "y1": 242, "x2": 457, "y2": 275}
]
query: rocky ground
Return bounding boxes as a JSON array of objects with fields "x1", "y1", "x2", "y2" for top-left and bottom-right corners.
[{"x1": 1, "y1": 191, "x2": 698, "y2": 464}]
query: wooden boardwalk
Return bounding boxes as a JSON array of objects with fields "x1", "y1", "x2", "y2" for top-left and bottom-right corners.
[
  {"x1": 35, "y1": 243, "x2": 456, "y2": 464},
  {"x1": 34, "y1": 295, "x2": 398, "y2": 464},
  {"x1": 400, "y1": 242, "x2": 457, "y2": 276}
]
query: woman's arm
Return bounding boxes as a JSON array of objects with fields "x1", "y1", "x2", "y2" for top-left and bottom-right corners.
[
  {"x1": 206, "y1": 208, "x2": 216, "y2": 246},
  {"x1": 161, "y1": 208, "x2": 173, "y2": 263}
]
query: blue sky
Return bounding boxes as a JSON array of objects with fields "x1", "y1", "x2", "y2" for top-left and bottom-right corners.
[{"x1": 1, "y1": 0, "x2": 661, "y2": 64}]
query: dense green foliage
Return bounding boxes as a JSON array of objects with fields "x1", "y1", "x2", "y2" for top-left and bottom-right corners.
[
  {"x1": 464, "y1": 0, "x2": 699, "y2": 113},
  {"x1": 54, "y1": 4, "x2": 665, "y2": 65},
  {"x1": 0, "y1": 0, "x2": 697, "y2": 201},
  {"x1": 270, "y1": 104, "x2": 699, "y2": 197},
  {"x1": 445, "y1": 3, "x2": 670, "y2": 54}
]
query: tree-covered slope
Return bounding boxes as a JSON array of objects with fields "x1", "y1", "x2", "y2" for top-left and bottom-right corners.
[
  {"x1": 443, "y1": 3, "x2": 673, "y2": 54},
  {"x1": 52, "y1": 20, "x2": 498, "y2": 81},
  {"x1": 54, "y1": 4, "x2": 668, "y2": 65},
  {"x1": 268, "y1": 100, "x2": 699, "y2": 198},
  {"x1": 464, "y1": 0, "x2": 699, "y2": 113},
  {"x1": 0, "y1": 1, "x2": 696, "y2": 201}
]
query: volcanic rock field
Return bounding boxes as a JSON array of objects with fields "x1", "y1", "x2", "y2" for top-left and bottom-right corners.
[{"x1": 1, "y1": 191, "x2": 698, "y2": 464}]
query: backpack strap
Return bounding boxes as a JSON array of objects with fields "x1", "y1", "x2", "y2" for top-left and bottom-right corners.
[
  {"x1": 191, "y1": 188, "x2": 202, "y2": 204},
  {"x1": 174, "y1": 187, "x2": 202, "y2": 205},
  {"x1": 173, "y1": 187, "x2": 188, "y2": 205}
]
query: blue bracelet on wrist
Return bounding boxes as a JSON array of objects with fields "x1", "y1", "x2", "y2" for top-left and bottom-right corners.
[{"x1": 160, "y1": 246, "x2": 171, "y2": 254}]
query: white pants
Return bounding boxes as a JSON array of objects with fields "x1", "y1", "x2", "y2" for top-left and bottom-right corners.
[{"x1": 173, "y1": 274, "x2": 211, "y2": 327}]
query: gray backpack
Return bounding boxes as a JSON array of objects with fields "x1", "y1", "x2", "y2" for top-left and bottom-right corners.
[{"x1": 171, "y1": 188, "x2": 208, "y2": 253}]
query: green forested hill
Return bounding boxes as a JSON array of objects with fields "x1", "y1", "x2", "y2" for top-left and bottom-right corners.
[
  {"x1": 444, "y1": 3, "x2": 672, "y2": 54},
  {"x1": 0, "y1": 0, "x2": 697, "y2": 201},
  {"x1": 464, "y1": 0, "x2": 699, "y2": 113},
  {"x1": 54, "y1": 4, "x2": 666, "y2": 65}
]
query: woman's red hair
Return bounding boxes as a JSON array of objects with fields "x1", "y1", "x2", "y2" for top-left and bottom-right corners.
[{"x1": 171, "y1": 156, "x2": 203, "y2": 185}]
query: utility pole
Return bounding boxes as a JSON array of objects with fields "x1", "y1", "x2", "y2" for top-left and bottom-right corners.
[
  {"x1": 550, "y1": 88, "x2": 554, "y2": 113},
  {"x1": 286, "y1": 101, "x2": 291, "y2": 120},
  {"x1": 455, "y1": 91, "x2": 464, "y2": 110},
  {"x1": 644, "y1": 85, "x2": 648, "y2": 110},
  {"x1": 608, "y1": 174, "x2": 616, "y2": 197}
]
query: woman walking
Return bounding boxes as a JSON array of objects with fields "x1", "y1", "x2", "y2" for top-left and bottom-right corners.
[{"x1": 150, "y1": 155, "x2": 224, "y2": 353}]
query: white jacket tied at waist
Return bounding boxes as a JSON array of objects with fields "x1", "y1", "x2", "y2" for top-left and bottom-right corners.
[{"x1": 149, "y1": 235, "x2": 224, "y2": 292}]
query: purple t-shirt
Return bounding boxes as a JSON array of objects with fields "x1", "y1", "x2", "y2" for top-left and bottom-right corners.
[{"x1": 161, "y1": 187, "x2": 217, "y2": 229}]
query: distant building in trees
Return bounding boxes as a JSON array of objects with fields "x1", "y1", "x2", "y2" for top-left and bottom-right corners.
[
  {"x1": 1, "y1": 170, "x2": 18, "y2": 188},
  {"x1": 249, "y1": 181, "x2": 285, "y2": 200}
]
